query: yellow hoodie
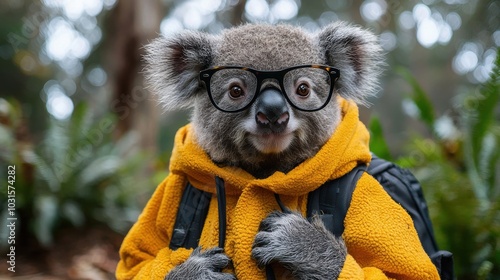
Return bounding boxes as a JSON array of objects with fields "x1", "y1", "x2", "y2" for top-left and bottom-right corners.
[{"x1": 116, "y1": 99, "x2": 439, "y2": 279}]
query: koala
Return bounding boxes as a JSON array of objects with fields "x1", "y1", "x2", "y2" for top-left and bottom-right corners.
[
  {"x1": 145, "y1": 22, "x2": 382, "y2": 179},
  {"x1": 143, "y1": 22, "x2": 383, "y2": 280}
]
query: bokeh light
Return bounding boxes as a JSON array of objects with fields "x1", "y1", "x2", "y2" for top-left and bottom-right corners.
[
  {"x1": 410, "y1": 3, "x2": 456, "y2": 48},
  {"x1": 379, "y1": 31, "x2": 397, "y2": 51},
  {"x1": 271, "y1": 0, "x2": 299, "y2": 20},
  {"x1": 245, "y1": 0, "x2": 270, "y2": 21},
  {"x1": 360, "y1": 0, "x2": 386, "y2": 22},
  {"x1": 160, "y1": 18, "x2": 184, "y2": 36},
  {"x1": 399, "y1": 11, "x2": 415, "y2": 30},
  {"x1": 453, "y1": 50, "x2": 478, "y2": 75},
  {"x1": 44, "y1": 17, "x2": 91, "y2": 61},
  {"x1": 87, "y1": 67, "x2": 107, "y2": 87},
  {"x1": 402, "y1": 99, "x2": 420, "y2": 119},
  {"x1": 417, "y1": 18, "x2": 440, "y2": 48},
  {"x1": 434, "y1": 115, "x2": 460, "y2": 141},
  {"x1": 45, "y1": 83, "x2": 74, "y2": 120},
  {"x1": 445, "y1": 12, "x2": 462, "y2": 30},
  {"x1": 493, "y1": 30, "x2": 500, "y2": 46}
]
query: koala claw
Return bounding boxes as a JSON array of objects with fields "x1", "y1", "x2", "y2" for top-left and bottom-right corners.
[
  {"x1": 252, "y1": 211, "x2": 347, "y2": 279},
  {"x1": 257, "y1": 211, "x2": 285, "y2": 232},
  {"x1": 165, "y1": 247, "x2": 235, "y2": 280}
]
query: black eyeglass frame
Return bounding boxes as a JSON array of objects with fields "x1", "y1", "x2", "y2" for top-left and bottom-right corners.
[{"x1": 199, "y1": 64, "x2": 340, "y2": 113}]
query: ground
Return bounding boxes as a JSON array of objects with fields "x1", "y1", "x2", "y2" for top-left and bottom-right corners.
[{"x1": 0, "y1": 226, "x2": 123, "y2": 280}]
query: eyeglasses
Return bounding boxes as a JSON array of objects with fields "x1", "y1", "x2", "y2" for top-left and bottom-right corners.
[{"x1": 199, "y1": 65, "x2": 340, "y2": 113}]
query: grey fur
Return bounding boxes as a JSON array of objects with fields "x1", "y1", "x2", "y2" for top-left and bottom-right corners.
[
  {"x1": 317, "y1": 22, "x2": 384, "y2": 106},
  {"x1": 145, "y1": 22, "x2": 383, "y2": 278},
  {"x1": 252, "y1": 212, "x2": 347, "y2": 280},
  {"x1": 144, "y1": 31, "x2": 216, "y2": 110},
  {"x1": 165, "y1": 247, "x2": 235, "y2": 280}
]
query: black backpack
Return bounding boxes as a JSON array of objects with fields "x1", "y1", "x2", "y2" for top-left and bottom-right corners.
[{"x1": 169, "y1": 155, "x2": 454, "y2": 279}]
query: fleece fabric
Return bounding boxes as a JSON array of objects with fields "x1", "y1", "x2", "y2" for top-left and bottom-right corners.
[{"x1": 116, "y1": 98, "x2": 440, "y2": 279}]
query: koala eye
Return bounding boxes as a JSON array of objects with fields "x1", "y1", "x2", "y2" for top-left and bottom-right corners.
[
  {"x1": 296, "y1": 83, "x2": 310, "y2": 97},
  {"x1": 229, "y1": 85, "x2": 245, "y2": 99}
]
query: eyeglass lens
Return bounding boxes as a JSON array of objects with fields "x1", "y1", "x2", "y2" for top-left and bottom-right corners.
[{"x1": 283, "y1": 67, "x2": 331, "y2": 111}]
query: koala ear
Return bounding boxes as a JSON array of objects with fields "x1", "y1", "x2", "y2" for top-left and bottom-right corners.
[
  {"x1": 144, "y1": 31, "x2": 216, "y2": 110},
  {"x1": 317, "y1": 22, "x2": 384, "y2": 106}
]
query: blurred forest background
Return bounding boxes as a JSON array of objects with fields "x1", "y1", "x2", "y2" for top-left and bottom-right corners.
[{"x1": 0, "y1": 0, "x2": 498, "y2": 279}]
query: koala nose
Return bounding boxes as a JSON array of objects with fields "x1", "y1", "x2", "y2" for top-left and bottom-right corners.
[{"x1": 255, "y1": 88, "x2": 289, "y2": 133}]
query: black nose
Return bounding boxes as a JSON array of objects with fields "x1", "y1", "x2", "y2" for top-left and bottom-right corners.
[{"x1": 255, "y1": 88, "x2": 289, "y2": 133}]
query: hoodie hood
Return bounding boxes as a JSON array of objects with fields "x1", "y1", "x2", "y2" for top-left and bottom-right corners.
[{"x1": 169, "y1": 98, "x2": 372, "y2": 197}]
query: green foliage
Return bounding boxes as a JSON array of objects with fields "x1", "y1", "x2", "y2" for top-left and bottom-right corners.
[
  {"x1": 462, "y1": 50, "x2": 500, "y2": 205},
  {"x1": 368, "y1": 115, "x2": 393, "y2": 161},
  {"x1": 389, "y1": 48, "x2": 500, "y2": 279},
  {"x1": 0, "y1": 100, "x2": 155, "y2": 247},
  {"x1": 398, "y1": 67, "x2": 436, "y2": 128}
]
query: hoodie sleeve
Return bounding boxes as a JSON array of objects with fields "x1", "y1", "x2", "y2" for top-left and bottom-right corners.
[
  {"x1": 116, "y1": 175, "x2": 192, "y2": 280},
  {"x1": 338, "y1": 174, "x2": 440, "y2": 280}
]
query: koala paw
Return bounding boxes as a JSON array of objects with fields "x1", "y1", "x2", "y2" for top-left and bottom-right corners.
[
  {"x1": 165, "y1": 247, "x2": 235, "y2": 280},
  {"x1": 252, "y1": 211, "x2": 347, "y2": 280}
]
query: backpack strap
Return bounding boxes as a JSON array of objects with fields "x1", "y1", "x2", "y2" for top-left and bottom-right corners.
[
  {"x1": 431, "y1": 250, "x2": 454, "y2": 280},
  {"x1": 215, "y1": 176, "x2": 227, "y2": 249},
  {"x1": 169, "y1": 182, "x2": 212, "y2": 250},
  {"x1": 307, "y1": 164, "x2": 366, "y2": 237}
]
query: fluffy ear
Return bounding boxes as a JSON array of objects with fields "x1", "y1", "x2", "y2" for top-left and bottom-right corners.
[
  {"x1": 144, "y1": 31, "x2": 216, "y2": 110},
  {"x1": 317, "y1": 22, "x2": 384, "y2": 106}
]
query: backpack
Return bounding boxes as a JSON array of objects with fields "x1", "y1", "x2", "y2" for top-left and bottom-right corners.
[
  {"x1": 169, "y1": 155, "x2": 454, "y2": 279},
  {"x1": 306, "y1": 155, "x2": 453, "y2": 279}
]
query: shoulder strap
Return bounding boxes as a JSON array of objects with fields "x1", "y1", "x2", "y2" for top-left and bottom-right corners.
[
  {"x1": 215, "y1": 176, "x2": 227, "y2": 249},
  {"x1": 307, "y1": 164, "x2": 366, "y2": 237},
  {"x1": 169, "y1": 182, "x2": 212, "y2": 250}
]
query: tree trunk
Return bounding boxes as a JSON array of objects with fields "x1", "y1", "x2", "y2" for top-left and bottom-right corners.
[
  {"x1": 106, "y1": 0, "x2": 163, "y2": 151},
  {"x1": 230, "y1": 0, "x2": 247, "y2": 26}
]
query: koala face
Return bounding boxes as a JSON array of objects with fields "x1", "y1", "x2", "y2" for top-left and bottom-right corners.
[{"x1": 145, "y1": 22, "x2": 383, "y2": 178}]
